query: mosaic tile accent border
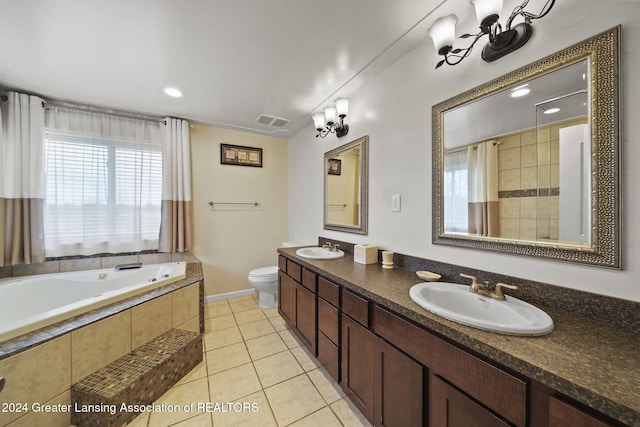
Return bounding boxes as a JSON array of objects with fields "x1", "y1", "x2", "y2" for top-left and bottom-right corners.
[{"x1": 499, "y1": 188, "x2": 560, "y2": 198}]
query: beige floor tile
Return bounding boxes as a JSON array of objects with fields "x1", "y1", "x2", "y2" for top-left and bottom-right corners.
[
  {"x1": 307, "y1": 368, "x2": 345, "y2": 404},
  {"x1": 262, "y1": 307, "x2": 280, "y2": 318},
  {"x1": 238, "y1": 319, "x2": 276, "y2": 340},
  {"x1": 211, "y1": 391, "x2": 277, "y2": 427},
  {"x1": 278, "y1": 327, "x2": 302, "y2": 349},
  {"x1": 204, "y1": 302, "x2": 232, "y2": 319},
  {"x1": 208, "y1": 363, "x2": 262, "y2": 402},
  {"x1": 289, "y1": 406, "x2": 343, "y2": 427},
  {"x1": 268, "y1": 315, "x2": 288, "y2": 331},
  {"x1": 206, "y1": 342, "x2": 251, "y2": 374},
  {"x1": 264, "y1": 374, "x2": 327, "y2": 426},
  {"x1": 254, "y1": 351, "x2": 304, "y2": 388},
  {"x1": 204, "y1": 314, "x2": 237, "y2": 332},
  {"x1": 176, "y1": 359, "x2": 208, "y2": 386},
  {"x1": 127, "y1": 411, "x2": 149, "y2": 426},
  {"x1": 291, "y1": 345, "x2": 321, "y2": 372},
  {"x1": 203, "y1": 326, "x2": 243, "y2": 351},
  {"x1": 229, "y1": 298, "x2": 259, "y2": 313},
  {"x1": 234, "y1": 308, "x2": 267, "y2": 325},
  {"x1": 148, "y1": 377, "x2": 210, "y2": 427},
  {"x1": 245, "y1": 333, "x2": 288, "y2": 361},
  {"x1": 169, "y1": 412, "x2": 213, "y2": 426},
  {"x1": 331, "y1": 398, "x2": 373, "y2": 427}
]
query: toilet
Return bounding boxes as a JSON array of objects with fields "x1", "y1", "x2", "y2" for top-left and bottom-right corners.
[{"x1": 249, "y1": 242, "x2": 303, "y2": 309}]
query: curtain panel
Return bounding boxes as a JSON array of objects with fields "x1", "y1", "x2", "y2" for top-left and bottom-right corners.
[
  {"x1": 467, "y1": 141, "x2": 500, "y2": 237},
  {"x1": 0, "y1": 92, "x2": 46, "y2": 266},
  {"x1": 158, "y1": 117, "x2": 193, "y2": 253}
]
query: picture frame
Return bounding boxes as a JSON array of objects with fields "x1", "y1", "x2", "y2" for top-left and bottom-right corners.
[
  {"x1": 220, "y1": 144, "x2": 263, "y2": 167},
  {"x1": 327, "y1": 158, "x2": 341, "y2": 175}
]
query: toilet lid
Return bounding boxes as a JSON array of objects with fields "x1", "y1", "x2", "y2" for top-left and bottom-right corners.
[{"x1": 249, "y1": 266, "x2": 278, "y2": 279}]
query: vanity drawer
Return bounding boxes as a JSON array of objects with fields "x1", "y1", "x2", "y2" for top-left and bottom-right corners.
[
  {"x1": 317, "y1": 331, "x2": 340, "y2": 382},
  {"x1": 371, "y1": 305, "x2": 526, "y2": 426},
  {"x1": 318, "y1": 277, "x2": 340, "y2": 307},
  {"x1": 286, "y1": 259, "x2": 302, "y2": 282},
  {"x1": 343, "y1": 289, "x2": 368, "y2": 327},
  {"x1": 301, "y1": 268, "x2": 317, "y2": 292},
  {"x1": 278, "y1": 255, "x2": 287, "y2": 272},
  {"x1": 318, "y1": 297, "x2": 339, "y2": 344}
]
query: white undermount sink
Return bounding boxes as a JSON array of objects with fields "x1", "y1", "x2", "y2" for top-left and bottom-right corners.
[
  {"x1": 409, "y1": 282, "x2": 554, "y2": 335},
  {"x1": 296, "y1": 247, "x2": 345, "y2": 260}
]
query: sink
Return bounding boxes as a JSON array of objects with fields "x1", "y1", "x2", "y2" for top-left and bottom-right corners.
[
  {"x1": 295, "y1": 247, "x2": 345, "y2": 260},
  {"x1": 409, "y1": 282, "x2": 554, "y2": 335}
]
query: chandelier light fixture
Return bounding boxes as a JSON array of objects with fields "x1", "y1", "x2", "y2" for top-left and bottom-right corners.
[
  {"x1": 428, "y1": 0, "x2": 555, "y2": 68},
  {"x1": 312, "y1": 98, "x2": 349, "y2": 138}
]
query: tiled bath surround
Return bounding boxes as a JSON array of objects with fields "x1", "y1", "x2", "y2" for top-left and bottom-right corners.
[
  {"x1": 0, "y1": 260, "x2": 203, "y2": 427},
  {"x1": 318, "y1": 237, "x2": 640, "y2": 333}
]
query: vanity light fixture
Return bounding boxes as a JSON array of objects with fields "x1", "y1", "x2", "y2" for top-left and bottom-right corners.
[
  {"x1": 312, "y1": 98, "x2": 349, "y2": 138},
  {"x1": 428, "y1": 0, "x2": 555, "y2": 68},
  {"x1": 164, "y1": 87, "x2": 183, "y2": 98}
]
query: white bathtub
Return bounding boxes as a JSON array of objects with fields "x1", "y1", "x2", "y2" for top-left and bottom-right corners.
[{"x1": 0, "y1": 262, "x2": 186, "y2": 343}]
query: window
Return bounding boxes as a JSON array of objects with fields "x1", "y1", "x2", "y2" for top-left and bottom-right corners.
[
  {"x1": 43, "y1": 107, "x2": 162, "y2": 257},
  {"x1": 443, "y1": 150, "x2": 468, "y2": 233}
]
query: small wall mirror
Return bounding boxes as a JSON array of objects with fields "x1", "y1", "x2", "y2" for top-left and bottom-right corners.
[
  {"x1": 433, "y1": 27, "x2": 620, "y2": 268},
  {"x1": 324, "y1": 135, "x2": 369, "y2": 235}
]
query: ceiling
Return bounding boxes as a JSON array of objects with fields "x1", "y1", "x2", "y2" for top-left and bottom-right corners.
[{"x1": 0, "y1": 0, "x2": 468, "y2": 140}]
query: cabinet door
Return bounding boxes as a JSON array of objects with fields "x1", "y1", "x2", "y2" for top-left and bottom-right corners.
[
  {"x1": 375, "y1": 340, "x2": 424, "y2": 427},
  {"x1": 342, "y1": 313, "x2": 376, "y2": 423},
  {"x1": 431, "y1": 374, "x2": 511, "y2": 427},
  {"x1": 549, "y1": 396, "x2": 611, "y2": 427},
  {"x1": 278, "y1": 271, "x2": 295, "y2": 327},
  {"x1": 294, "y1": 282, "x2": 317, "y2": 355}
]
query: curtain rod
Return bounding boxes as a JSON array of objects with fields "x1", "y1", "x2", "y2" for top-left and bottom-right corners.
[{"x1": 45, "y1": 101, "x2": 165, "y2": 125}]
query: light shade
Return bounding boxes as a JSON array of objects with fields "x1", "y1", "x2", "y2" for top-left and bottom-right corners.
[
  {"x1": 324, "y1": 106, "x2": 337, "y2": 124},
  {"x1": 312, "y1": 113, "x2": 326, "y2": 130},
  {"x1": 428, "y1": 14, "x2": 458, "y2": 53},
  {"x1": 335, "y1": 98, "x2": 349, "y2": 117},
  {"x1": 470, "y1": 0, "x2": 503, "y2": 23}
]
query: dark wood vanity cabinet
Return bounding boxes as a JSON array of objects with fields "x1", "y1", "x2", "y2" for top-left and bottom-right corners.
[
  {"x1": 278, "y1": 257, "x2": 316, "y2": 355},
  {"x1": 317, "y1": 277, "x2": 341, "y2": 382},
  {"x1": 341, "y1": 290, "x2": 425, "y2": 427}
]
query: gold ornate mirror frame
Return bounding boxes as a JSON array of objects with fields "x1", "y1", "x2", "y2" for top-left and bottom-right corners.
[{"x1": 432, "y1": 26, "x2": 620, "y2": 268}]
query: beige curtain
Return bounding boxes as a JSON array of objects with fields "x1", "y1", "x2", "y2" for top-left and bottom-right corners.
[
  {"x1": 0, "y1": 92, "x2": 46, "y2": 266},
  {"x1": 467, "y1": 141, "x2": 499, "y2": 237},
  {"x1": 158, "y1": 118, "x2": 193, "y2": 252}
]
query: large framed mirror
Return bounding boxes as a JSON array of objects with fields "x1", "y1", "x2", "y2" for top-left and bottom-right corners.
[
  {"x1": 432, "y1": 27, "x2": 620, "y2": 268},
  {"x1": 324, "y1": 135, "x2": 369, "y2": 235}
]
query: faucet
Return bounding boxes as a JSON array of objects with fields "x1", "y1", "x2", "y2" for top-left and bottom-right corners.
[
  {"x1": 459, "y1": 273, "x2": 518, "y2": 301},
  {"x1": 322, "y1": 242, "x2": 340, "y2": 252}
]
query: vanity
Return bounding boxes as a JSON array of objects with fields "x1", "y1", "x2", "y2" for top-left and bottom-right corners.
[{"x1": 277, "y1": 244, "x2": 639, "y2": 427}]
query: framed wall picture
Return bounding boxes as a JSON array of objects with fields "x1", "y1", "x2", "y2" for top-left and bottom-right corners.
[
  {"x1": 327, "y1": 158, "x2": 341, "y2": 175},
  {"x1": 220, "y1": 144, "x2": 263, "y2": 167}
]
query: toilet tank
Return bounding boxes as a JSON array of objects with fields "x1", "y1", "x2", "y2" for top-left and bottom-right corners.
[{"x1": 282, "y1": 241, "x2": 305, "y2": 248}]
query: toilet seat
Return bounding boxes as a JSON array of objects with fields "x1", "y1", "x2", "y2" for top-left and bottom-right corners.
[{"x1": 249, "y1": 266, "x2": 278, "y2": 281}]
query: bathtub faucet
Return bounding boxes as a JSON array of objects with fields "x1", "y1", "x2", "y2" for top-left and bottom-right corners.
[{"x1": 114, "y1": 263, "x2": 142, "y2": 271}]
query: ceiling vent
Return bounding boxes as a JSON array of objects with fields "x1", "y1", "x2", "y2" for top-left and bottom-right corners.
[{"x1": 255, "y1": 114, "x2": 289, "y2": 128}]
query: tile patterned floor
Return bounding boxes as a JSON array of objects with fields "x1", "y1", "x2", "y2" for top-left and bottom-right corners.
[{"x1": 127, "y1": 295, "x2": 372, "y2": 427}]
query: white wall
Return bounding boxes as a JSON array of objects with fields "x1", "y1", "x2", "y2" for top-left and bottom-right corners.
[
  {"x1": 190, "y1": 124, "x2": 289, "y2": 296},
  {"x1": 288, "y1": 0, "x2": 640, "y2": 302}
]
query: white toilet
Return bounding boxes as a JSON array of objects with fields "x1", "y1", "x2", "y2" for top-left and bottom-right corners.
[{"x1": 249, "y1": 242, "x2": 303, "y2": 309}]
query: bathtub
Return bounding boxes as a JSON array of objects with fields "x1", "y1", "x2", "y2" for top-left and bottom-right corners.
[{"x1": 0, "y1": 262, "x2": 186, "y2": 343}]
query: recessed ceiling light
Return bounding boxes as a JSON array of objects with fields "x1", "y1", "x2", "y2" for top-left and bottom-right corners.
[
  {"x1": 544, "y1": 108, "x2": 560, "y2": 114},
  {"x1": 164, "y1": 87, "x2": 183, "y2": 98},
  {"x1": 510, "y1": 87, "x2": 531, "y2": 98}
]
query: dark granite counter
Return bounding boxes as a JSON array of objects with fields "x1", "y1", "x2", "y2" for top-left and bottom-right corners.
[{"x1": 278, "y1": 247, "x2": 640, "y2": 426}]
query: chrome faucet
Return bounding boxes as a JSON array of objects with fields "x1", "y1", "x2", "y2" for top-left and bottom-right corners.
[{"x1": 459, "y1": 273, "x2": 518, "y2": 301}]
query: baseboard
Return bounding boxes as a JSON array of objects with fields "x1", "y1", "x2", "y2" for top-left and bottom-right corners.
[{"x1": 204, "y1": 288, "x2": 256, "y2": 303}]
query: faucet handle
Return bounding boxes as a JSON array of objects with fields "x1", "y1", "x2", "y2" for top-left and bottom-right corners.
[
  {"x1": 494, "y1": 282, "x2": 519, "y2": 300},
  {"x1": 459, "y1": 273, "x2": 478, "y2": 285}
]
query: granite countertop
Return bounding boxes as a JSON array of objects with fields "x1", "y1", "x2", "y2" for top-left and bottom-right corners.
[{"x1": 278, "y1": 248, "x2": 640, "y2": 426}]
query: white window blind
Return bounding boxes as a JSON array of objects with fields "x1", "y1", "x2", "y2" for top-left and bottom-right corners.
[{"x1": 43, "y1": 107, "x2": 162, "y2": 257}]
